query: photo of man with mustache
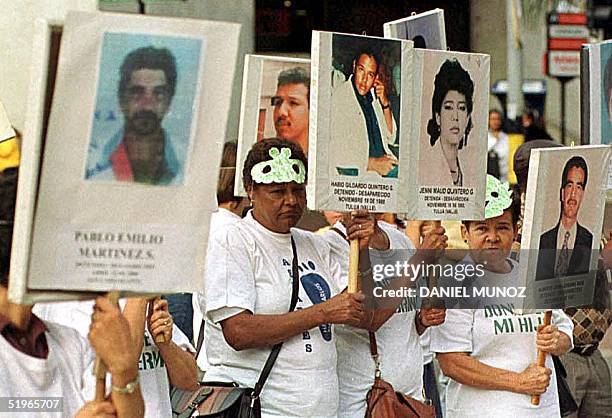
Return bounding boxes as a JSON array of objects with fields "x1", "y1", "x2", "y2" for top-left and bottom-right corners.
[
  {"x1": 86, "y1": 46, "x2": 181, "y2": 185},
  {"x1": 536, "y1": 156, "x2": 593, "y2": 281},
  {"x1": 271, "y1": 67, "x2": 310, "y2": 153}
]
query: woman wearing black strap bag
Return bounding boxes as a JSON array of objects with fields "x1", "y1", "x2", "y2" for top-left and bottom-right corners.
[{"x1": 201, "y1": 138, "x2": 372, "y2": 417}]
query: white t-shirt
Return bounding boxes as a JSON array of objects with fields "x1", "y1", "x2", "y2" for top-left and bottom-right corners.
[
  {"x1": 0, "y1": 320, "x2": 94, "y2": 418},
  {"x1": 487, "y1": 130, "x2": 509, "y2": 182},
  {"x1": 203, "y1": 212, "x2": 343, "y2": 418},
  {"x1": 193, "y1": 208, "x2": 243, "y2": 371},
  {"x1": 322, "y1": 221, "x2": 424, "y2": 418},
  {"x1": 431, "y1": 303, "x2": 573, "y2": 418},
  {"x1": 34, "y1": 300, "x2": 194, "y2": 418}
]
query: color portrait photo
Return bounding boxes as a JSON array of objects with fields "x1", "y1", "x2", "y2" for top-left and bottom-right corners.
[
  {"x1": 85, "y1": 32, "x2": 203, "y2": 186},
  {"x1": 235, "y1": 55, "x2": 310, "y2": 195},
  {"x1": 328, "y1": 33, "x2": 402, "y2": 180}
]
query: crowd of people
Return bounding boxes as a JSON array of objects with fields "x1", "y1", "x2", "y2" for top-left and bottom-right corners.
[{"x1": 1, "y1": 126, "x2": 611, "y2": 417}]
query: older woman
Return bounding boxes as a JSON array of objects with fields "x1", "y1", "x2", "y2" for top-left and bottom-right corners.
[
  {"x1": 426, "y1": 59, "x2": 474, "y2": 187},
  {"x1": 202, "y1": 138, "x2": 371, "y2": 417},
  {"x1": 430, "y1": 177, "x2": 573, "y2": 417}
]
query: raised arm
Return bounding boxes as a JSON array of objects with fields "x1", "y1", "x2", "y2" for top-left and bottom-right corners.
[
  {"x1": 362, "y1": 224, "x2": 448, "y2": 332},
  {"x1": 88, "y1": 296, "x2": 145, "y2": 418},
  {"x1": 122, "y1": 298, "x2": 147, "y2": 355},
  {"x1": 147, "y1": 298, "x2": 199, "y2": 391}
]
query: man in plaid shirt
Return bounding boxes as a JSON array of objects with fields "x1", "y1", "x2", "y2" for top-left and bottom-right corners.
[{"x1": 560, "y1": 250, "x2": 612, "y2": 417}]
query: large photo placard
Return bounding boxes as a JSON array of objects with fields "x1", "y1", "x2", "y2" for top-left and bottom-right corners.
[
  {"x1": 584, "y1": 39, "x2": 612, "y2": 145},
  {"x1": 0, "y1": 101, "x2": 15, "y2": 143},
  {"x1": 309, "y1": 31, "x2": 414, "y2": 213},
  {"x1": 383, "y1": 8, "x2": 447, "y2": 51},
  {"x1": 519, "y1": 145, "x2": 611, "y2": 309},
  {"x1": 405, "y1": 49, "x2": 490, "y2": 220},
  {"x1": 235, "y1": 55, "x2": 310, "y2": 196},
  {"x1": 23, "y1": 11, "x2": 239, "y2": 295},
  {"x1": 8, "y1": 19, "x2": 77, "y2": 304},
  {"x1": 582, "y1": 40, "x2": 612, "y2": 194}
]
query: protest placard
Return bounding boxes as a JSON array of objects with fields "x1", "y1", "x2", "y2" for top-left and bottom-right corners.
[
  {"x1": 235, "y1": 55, "x2": 310, "y2": 196},
  {"x1": 0, "y1": 101, "x2": 15, "y2": 144},
  {"x1": 383, "y1": 8, "x2": 447, "y2": 51},
  {"x1": 309, "y1": 31, "x2": 414, "y2": 213},
  {"x1": 404, "y1": 49, "x2": 490, "y2": 220},
  {"x1": 519, "y1": 145, "x2": 611, "y2": 309},
  {"x1": 581, "y1": 40, "x2": 612, "y2": 194},
  {"x1": 12, "y1": 11, "x2": 239, "y2": 298}
]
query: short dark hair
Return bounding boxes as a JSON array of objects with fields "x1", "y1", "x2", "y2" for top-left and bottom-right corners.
[
  {"x1": 216, "y1": 141, "x2": 241, "y2": 205},
  {"x1": 277, "y1": 67, "x2": 310, "y2": 103},
  {"x1": 118, "y1": 46, "x2": 177, "y2": 103},
  {"x1": 353, "y1": 50, "x2": 381, "y2": 75},
  {"x1": 242, "y1": 138, "x2": 307, "y2": 191},
  {"x1": 561, "y1": 155, "x2": 588, "y2": 190},
  {"x1": 489, "y1": 109, "x2": 503, "y2": 118},
  {"x1": 427, "y1": 59, "x2": 474, "y2": 149},
  {"x1": 463, "y1": 189, "x2": 521, "y2": 229},
  {"x1": 605, "y1": 56, "x2": 612, "y2": 115},
  {"x1": 0, "y1": 168, "x2": 18, "y2": 287},
  {"x1": 513, "y1": 140, "x2": 563, "y2": 193}
]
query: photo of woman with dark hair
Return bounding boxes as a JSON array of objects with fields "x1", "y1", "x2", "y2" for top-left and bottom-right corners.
[{"x1": 426, "y1": 59, "x2": 474, "y2": 187}]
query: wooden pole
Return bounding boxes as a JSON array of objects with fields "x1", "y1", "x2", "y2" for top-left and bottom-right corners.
[
  {"x1": 149, "y1": 297, "x2": 166, "y2": 344},
  {"x1": 94, "y1": 291, "x2": 120, "y2": 401},
  {"x1": 348, "y1": 239, "x2": 360, "y2": 293},
  {"x1": 531, "y1": 310, "x2": 552, "y2": 405}
]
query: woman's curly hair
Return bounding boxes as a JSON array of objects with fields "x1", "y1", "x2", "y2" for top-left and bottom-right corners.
[{"x1": 427, "y1": 59, "x2": 474, "y2": 149}]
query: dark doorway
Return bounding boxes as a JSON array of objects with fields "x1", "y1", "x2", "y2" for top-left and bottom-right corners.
[{"x1": 256, "y1": 0, "x2": 471, "y2": 53}]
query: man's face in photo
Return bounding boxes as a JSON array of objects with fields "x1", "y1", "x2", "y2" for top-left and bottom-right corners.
[
  {"x1": 352, "y1": 53, "x2": 378, "y2": 97},
  {"x1": 273, "y1": 83, "x2": 309, "y2": 144},
  {"x1": 561, "y1": 166, "x2": 586, "y2": 221},
  {"x1": 121, "y1": 68, "x2": 171, "y2": 135}
]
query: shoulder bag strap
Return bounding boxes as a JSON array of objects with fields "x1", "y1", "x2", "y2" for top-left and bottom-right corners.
[
  {"x1": 252, "y1": 235, "x2": 300, "y2": 399},
  {"x1": 369, "y1": 331, "x2": 381, "y2": 378},
  {"x1": 195, "y1": 319, "x2": 205, "y2": 358},
  {"x1": 330, "y1": 226, "x2": 347, "y2": 240}
]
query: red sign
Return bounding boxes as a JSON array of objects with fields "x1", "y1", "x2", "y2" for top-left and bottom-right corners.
[
  {"x1": 546, "y1": 12, "x2": 588, "y2": 77},
  {"x1": 549, "y1": 13, "x2": 587, "y2": 25},
  {"x1": 548, "y1": 38, "x2": 587, "y2": 50}
]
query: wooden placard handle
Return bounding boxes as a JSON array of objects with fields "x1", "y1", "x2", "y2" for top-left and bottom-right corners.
[
  {"x1": 531, "y1": 310, "x2": 552, "y2": 405},
  {"x1": 348, "y1": 239, "x2": 360, "y2": 293},
  {"x1": 94, "y1": 291, "x2": 120, "y2": 401}
]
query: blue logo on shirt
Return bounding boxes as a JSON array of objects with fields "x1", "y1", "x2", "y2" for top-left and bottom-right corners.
[{"x1": 301, "y1": 271, "x2": 332, "y2": 342}]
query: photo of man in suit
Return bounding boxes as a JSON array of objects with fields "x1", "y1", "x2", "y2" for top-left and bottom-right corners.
[{"x1": 536, "y1": 156, "x2": 593, "y2": 280}]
